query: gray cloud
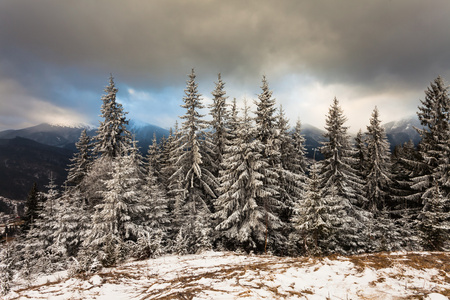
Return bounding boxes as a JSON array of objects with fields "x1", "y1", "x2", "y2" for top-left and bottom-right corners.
[{"x1": 1, "y1": 0, "x2": 450, "y2": 130}]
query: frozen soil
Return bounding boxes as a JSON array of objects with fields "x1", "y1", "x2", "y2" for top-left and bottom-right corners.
[{"x1": 6, "y1": 251, "x2": 450, "y2": 300}]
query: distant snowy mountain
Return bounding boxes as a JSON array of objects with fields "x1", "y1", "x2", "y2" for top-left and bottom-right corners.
[
  {"x1": 0, "y1": 121, "x2": 170, "y2": 151},
  {"x1": 128, "y1": 120, "x2": 170, "y2": 151},
  {"x1": 383, "y1": 115, "x2": 422, "y2": 149},
  {"x1": 0, "y1": 123, "x2": 97, "y2": 150},
  {"x1": 301, "y1": 124, "x2": 326, "y2": 159}
]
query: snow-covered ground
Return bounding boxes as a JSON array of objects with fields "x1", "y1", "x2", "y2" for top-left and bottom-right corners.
[{"x1": 6, "y1": 251, "x2": 450, "y2": 299}]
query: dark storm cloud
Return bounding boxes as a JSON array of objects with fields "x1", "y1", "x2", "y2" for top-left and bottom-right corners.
[{"x1": 1, "y1": 0, "x2": 450, "y2": 130}]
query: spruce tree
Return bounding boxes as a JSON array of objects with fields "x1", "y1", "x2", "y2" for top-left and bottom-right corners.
[
  {"x1": 412, "y1": 76, "x2": 450, "y2": 199},
  {"x1": 319, "y1": 98, "x2": 365, "y2": 204},
  {"x1": 208, "y1": 73, "x2": 229, "y2": 178},
  {"x1": 65, "y1": 129, "x2": 91, "y2": 188},
  {"x1": 170, "y1": 69, "x2": 217, "y2": 254},
  {"x1": 23, "y1": 183, "x2": 41, "y2": 231},
  {"x1": 159, "y1": 128, "x2": 175, "y2": 187},
  {"x1": 147, "y1": 133, "x2": 161, "y2": 179},
  {"x1": 419, "y1": 181, "x2": 450, "y2": 250},
  {"x1": 93, "y1": 75, "x2": 132, "y2": 159},
  {"x1": 276, "y1": 107, "x2": 306, "y2": 227},
  {"x1": 84, "y1": 155, "x2": 150, "y2": 266},
  {"x1": 292, "y1": 119, "x2": 308, "y2": 175},
  {"x1": 140, "y1": 162, "x2": 170, "y2": 257},
  {"x1": 292, "y1": 162, "x2": 329, "y2": 255},
  {"x1": 365, "y1": 107, "x2": 394, "y2": 212},
  {"x1": 53, "y1": 190, "x2": 89, "y2": 257},
  {"x1": 253, "y1": 76, "x2": 286, "y2": 254},
  {"x1": 353, "y1": 130, "x2": 368, "y2": 181},
  {"x1": 215, "y1": 102, "x2": 282, "y2": 253}
]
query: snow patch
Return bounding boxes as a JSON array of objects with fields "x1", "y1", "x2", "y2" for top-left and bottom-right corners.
[{"x1": 7, "y1": 252, "x2": 450, "y2": 300}]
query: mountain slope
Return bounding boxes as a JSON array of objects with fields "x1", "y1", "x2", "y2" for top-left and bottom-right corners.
[
  {"x1": 6, "y1": 251, "x2": 449, "y2": 299},
  {"x1": 0, "y1": 137, "x2": 73, "y2": 199},
  {"x1": 383, "y1": 115, "x2": 422, "y2": 149},
  {"x1": 301, "y1": 124, "x2": 326, "y2": 159},
  {"x1": 0, "y1": 123, "x2": 96, "y2": 150},
  {"x1": 128, "y1": 120, "x2": 170, "y2": 151},
  {"x1": 0, "y1": 121, "x2": 170, "y2": 152}
]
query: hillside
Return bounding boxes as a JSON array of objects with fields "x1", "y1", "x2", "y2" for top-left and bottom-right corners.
[
  {"x1": 5, "y1": 251, "x2": 449, "y2": 299},
  {"x1": 0, "y1": 137, "x2": 73, "y2": 199}
]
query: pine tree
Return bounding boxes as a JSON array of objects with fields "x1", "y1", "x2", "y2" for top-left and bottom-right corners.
[
  {"x1": 412, "y1": 76, "x2": 450, "y2": 200},
  {"x1": 215, "y1": 102, "x2": 282, "y2": 253},
  {"x1": 164, "y1": 122, "x2": 185, "y2": 226},
  {"x1": 276, "y1": 107, "x2": 306, "y2": 227},
  {"x1": 353, "y1": 130, "x2": 368, "y2": 181},
  {"x1": 53, "y1": 190, "x2": 89, "y2": 258},
  {"x1": 292, "y1": 162, "x2": 329, "y2": 255},
  {"x1": 292, "y1": 119, "x2": 308, "y2": 175},
  {"x1": 86, "y1": 76, "x2": 133, "y2": 208},
  {"x1": 170, "y1": 69, "x2": 217, "y2": 254},
  {"x1": 159, "y1": 128, "x2": 175, "y2": 187},
  {"x1": 147, "y1": 133, "x2": 161, "y2": 179},
  {"x1": 65, "y1": 129, "x2": 91, "y2": 188},
  {"x1": 292, "y1": 162, "x2": 369, "y2": 256},
  {"x1": 389, "y1": 141, "x2": 423, "y2": 250},
  {"x1": 22, "y1": 183, "x2": 41, "y2": 231},
  {"x1": 319, "y1": 98, "x2": 365, "y2": 204},
  {"x1": 419, "y1": 181, "x2": 450, "y2": 250},
  {"x1": 84, "y1": 155, "x2": 150, "y2": 266},
  {"x1": 208, "y1": 73, "x2": 229, "y2": 178},
  {"x1": 139, "y1": 163, "x2": 170, "y2": 258},
  {"x1": 43, "y1": 173, "x2": 59, "y2": 217},
  {"x1": 365, "y1": 107, "x2": 394, "y2": 212},
  {"x1": 93, "y1": 75, "x2": 132, "y2": 159},
  {"x1": 253, "y1": 76, "x2": 285, "y2": 254}
]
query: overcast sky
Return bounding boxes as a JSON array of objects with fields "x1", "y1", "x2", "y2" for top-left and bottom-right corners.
[{"x1": 1, "y1": 0, "x2": 450, "y2": 133}]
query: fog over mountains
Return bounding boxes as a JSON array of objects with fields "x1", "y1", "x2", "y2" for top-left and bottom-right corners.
[{"x1": 0, "y1": 116, "x2": 421, "y2": 201}]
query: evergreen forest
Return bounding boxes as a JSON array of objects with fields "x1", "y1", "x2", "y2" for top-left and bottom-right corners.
[{"x1": 1, "y1": 71, "x2": 449, "y2": 294}]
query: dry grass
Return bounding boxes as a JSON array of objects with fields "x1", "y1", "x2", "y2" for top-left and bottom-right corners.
[{"x1": 8, "y1": 252, "x2": 450, "y2": 300}]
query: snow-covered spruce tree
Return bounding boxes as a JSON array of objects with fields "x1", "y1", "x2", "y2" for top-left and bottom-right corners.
[
  {"x1": 292, "y1": 161, "x2": 369, "y2": 256},
  {"x1": 319, "y1": 98, "x2": 366, "y2": 205},
  {"x1": 364, "y1": 107, "x2": 405, "y2": 251},
  {"x1": 20, "y1": 176, "x2": 64, "y2": 276},
  {"x1": 276, "y1": 107, "x2": 306, "y2": 227},
  {"x1": 93, "y1": 75, "x2": 132, "y2": 159},
  {"x1": 365, "y1": 107, "x2": 394, "y2": 212},
  {"x1": 129, "y1": 139, "x2": 170, "y2": 258},
  {"x1": 83, "y1": 154, "x2": 151, "y2": 266},
  {"x1": 87, "y1": 76, "x2": 133, "y2": 208},
  {"x1": 138, "y1": 162, "x2": 171, "y2": 258},
  {"x1": 0, "y1": 259, "x2": 13, "y2": 296},
  {"x1": 163, "y1": 122, "x2": 186, "y2": 233},
  {"x1": 53, "y1": 190, "x2": 89, "y2": 258},
  {"x1": 411, "y1": 76, "x2": 450, "y2": 200},
  {"x1": 389, "y1": 141, "x2": 423, "y2": 250},
  {"x1": 253, "y1": 76, "x2": 286, "y2": 254},
  {"x1": 353, "y1": 130, "x2": 368, "y2": 183},
  {"x1": 159, "y1": 128, "x2": 174, "y2": 187},
  {"x1": 22, "y1": 182, "x2": 41, "y2": 232},
  {"x1": 147, "y1": 133, "x2": 161, "y2": 179},
  {"x1": 419, "y1": 181, "x2": 450, "y2": 250},
  {"x1": 208, "y1": 73, "x2": 230, "y2": 179},
  {"x1": 291, "y1": 162, "x2": 329, "y2": 255},
  {"x1": 170, "y1": 69, "x2": 217, "y2": 254},
  {"x1": 292, "y1": 119, "x2": 308, "y2": 175},
  {"x1": 215, "y1": 102, "x2": 282, "y2": 253},
  {"x1": 228, "y1": 98, "x2": 239, "y2": 138},
  {"x1": 43, "y1": 173, "x2": 59, "y2": 217},
  {"x1": 65, "y1": 129, "x2": 92, "y2": 189}
]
